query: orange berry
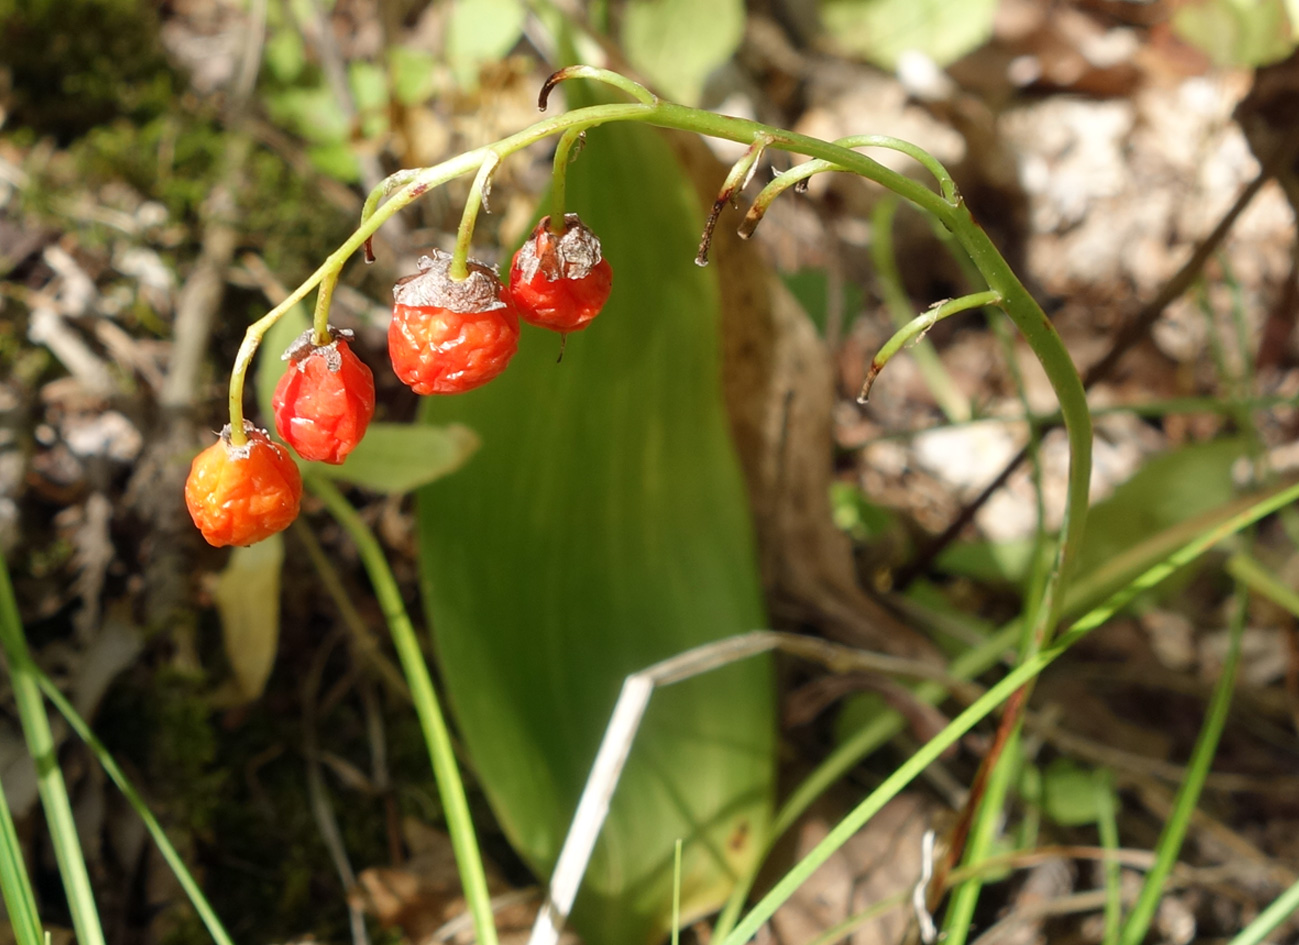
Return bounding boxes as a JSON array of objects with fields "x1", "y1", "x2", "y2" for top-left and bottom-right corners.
[{"x1": 185, "y1": 423, "x2": 303, "y2": 547}]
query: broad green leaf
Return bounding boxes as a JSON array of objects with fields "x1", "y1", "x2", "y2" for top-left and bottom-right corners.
[
  {"x1": 306, "y1": 423, "x2": 479, "y2": 493},
  {"x1": 255, "y1": 305, "x2": 478, "y2": 493},
  {"x1": 620, "y1": 0, "x2": 745, "y2": 104},
  {"x1": 416, "y1": 96, "x2": 774, "y2": 944},
  {"x1": 214, "y1": 535, "x2": 283, "y2": 702},
  {"x1": 1172, "y1": 0, "x2": 1297, "y2": 67},
  {"x1": 445, "y1": 0, "x2": 527, "y2": 89},
  {"x1": 819, "y1": 0, "x2": 998, "y2": 70}
]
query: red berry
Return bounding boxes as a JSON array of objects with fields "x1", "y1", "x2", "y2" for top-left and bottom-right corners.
[
  {"x1": 389, "y1": 250, "x2": 520, "y2": 394},
  {"x1": 508, "y1": 214, "x2": 612, "y2": 333},
  {"x1": 272, "y1": 327, "x2": 376, "y2": 464},
  {"x1": 185, "y1": 423, "x2": 303, "y2": 547}
]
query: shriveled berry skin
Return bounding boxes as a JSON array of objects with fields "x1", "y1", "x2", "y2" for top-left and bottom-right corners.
[
  {"x1": 185, "y1": 424, "x2": 303, "y2": 547},
  {"x1": 390, "y1": 251, "x2": 519, "y2": 395},
  {"x1": 508, "y1": 214, "x2": 612, "y2": 332},
  {"x1": 273, "y1": 329, "x2": 375, "y2": 464}
]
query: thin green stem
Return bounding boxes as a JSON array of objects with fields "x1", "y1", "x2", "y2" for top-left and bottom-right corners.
[
  {"x1": 0, "y1": 566, "x2": 43, "y2": 945},
  {"x1": 548, "y1": 128, "x2": 586, "y2": 232},
  {"x1": 739, "y1": 133, "x2": 956, "y2": 239},
  {"x1": 33, "y1": 671, "x2": 235, "y2": 945},
  {"x1": 0, "y1": 560, "x2": 105, "y2": 945},
  {"x1": 538, "y1": 64, "x2": 658, "y2": 109},
  {"x1": 871, "y1": 196, "x2": 972, "y2": 422},
  {"x1": 449, "y1": 152, "x2": 502, "y2": 282},
  {"x1": 1227, "y1": 875, "x2": 1299, "y2": 945},
  {"x1": 1119, "y1": 586, "x2": 1247, "y2": 945},
  {"x1": 311, "y1": 268, "x2": 340, "y2": 346},
  {"x1": 1096, "y1": 769, "x2": 1123, "y2": 945},
  {"x1": 0, "y1": 769, "x2": 40, "y2": 945},
  {"x1": 307, "y1": 476, "x2": 499, "y2": 945},
  {"x1": 859, "y1": 290, "x2": 1002, "y2": 403},
  {"x1": 1227, "y1": 552, "x2": 1299, "y2": 617},
  {"x1": 942, "y1": 730, "x2": 1021, "y2": 945}
]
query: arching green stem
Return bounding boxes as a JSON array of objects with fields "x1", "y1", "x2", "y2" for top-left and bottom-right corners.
[
  {"x1": 548, "y1": 128, "x2": 587, "y2": 233},
  {"x1": 859, "y1": 290, "x2": 1002, "y2": 403},
  {"x1": 449, "y1": 152, "x2": 502, "y2": 282},
  {"x1": 312, "y1": 268, "x2": 340, "y2": 347}
]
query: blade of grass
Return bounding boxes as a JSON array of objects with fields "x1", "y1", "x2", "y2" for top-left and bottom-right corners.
[
  {"x1": 1226, "y1": 875, "x2": 1299, "y2": 945},
  {"x1": 1118, "y1": 582, "x2": 1248, "y2": 945},
  {"x1": 1095, "y1": 769, "x2": 1122, "y2": 945},
  {"x1": 941, "y1": 730, "x2": 1022, "y2": 944},
  {"x1": 307, "y1": 475, "x2": 499, "y2": 945},
  {"x1": 0, "y1": 760, "x2": 42, "y2": 945},
  {"x1": 1227, "y1": 552, "x2": 1299, "y2": 618},
  {"x1": 0, "y1": 557, "x2": 105, "y2": 945},
  {"x1": 30, "y1": 670, "x2": 235, "y2": 945},
  {"x1": 718, "y1": 477, "x2": 1299, "y2": 945}
]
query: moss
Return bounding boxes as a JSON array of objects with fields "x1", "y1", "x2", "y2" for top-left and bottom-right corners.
[{"x1": 0, "y1": 0, "x2": 174, "y2": 141}]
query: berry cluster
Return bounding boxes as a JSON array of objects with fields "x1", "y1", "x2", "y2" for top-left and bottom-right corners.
[{"x1": 185, "y1": 214, "x2": 612, "y2": 547}]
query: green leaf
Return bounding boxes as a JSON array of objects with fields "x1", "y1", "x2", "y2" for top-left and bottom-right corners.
[
  {"x1": 306, "y1": 141, "x2": 360, "y2": 183},
  {"x1": 445, "y1": 0, "x2": 527, "y2": 89},
  {"x1": 1041, "y1": 758, "x2": 1106, "y2": 827},
  {"x1": 214, "y1": 535, "x2": 284, "y2": 702},
  {"x1": 348, "y1": 59, "x2": 390, "y2": 140},
  {"x1": 264, "y1": 27, "x2": 306, "y2": 84},
  {"x1": 1172, "y1": 0, "x2": 1297, "y2": 67},
  {"x1": 389, "y1": 46, "x2": 440, "y2": 106},
  {"x1": 265, "y1": 85, "x2": 349, "y2": 145},
  {"x1": 818, "y1": 0, "x2": 998, "y2": 70},
  {"x1": 416, "y1": 98, "x2": 774, "y2": 944},
  {"x1": 306, "y1": 423, "x2": 479, "y2": 493},
  {"x1": 621, "y1": 0, "x2": 744, "y2": 104}
]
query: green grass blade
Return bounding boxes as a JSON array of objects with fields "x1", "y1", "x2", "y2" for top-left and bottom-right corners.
[
  {"x1": 1228, "y1": 552, "x2": 1299, "y2": 617},
  {"x1": 1226, "y1": 875, "x2": 1299, "y2": 945},
  {"x1": 0, "y1": 558, "x2": 105, "y2": 945},
  {"x1": 941, "y1": 730, "x2": 1021, "y2": 945},
  {"x1": 719, "y1": 478, "x2": 1299, "y2": 945},
  {"x1": 309, "y1": 476, "x2": 499, "y2": 945},
  {"x1": 0, "y1": 763, "x2": 41, "y2": 945},
  {"x1": 1096, "y1": 769, "x2": 1122, "y2": 945},
  {"x1": 1119, "y1": 585, "x2": 1247, "y2": 945},
  {"x1": 0, "y1": 567, "x2": 42, "y2": 945},
  {"x1": 31, "y1": 671, "x2": 235, "y2": 945}
]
